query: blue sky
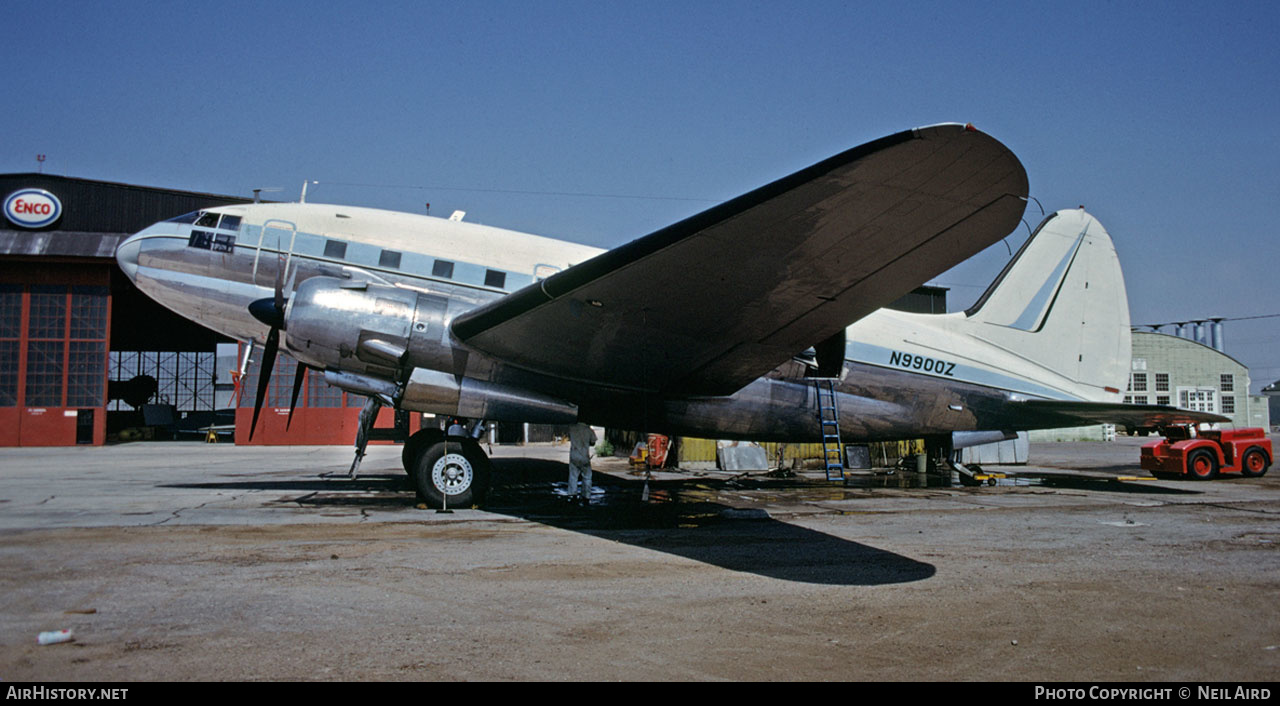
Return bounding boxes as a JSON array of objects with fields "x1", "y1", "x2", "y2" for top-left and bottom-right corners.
[{"x1": 5, "y1": 1, "x2": 1277, "y2": 392}]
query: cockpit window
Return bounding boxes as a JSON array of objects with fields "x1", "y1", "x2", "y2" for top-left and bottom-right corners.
[
  {"x1": 218, "y1": 215, "x2": 241, "y2": 232},
  {"x1": 195, "y1": 212, "x2": 220, "y2": 228},
  {"x1": 165, "y1": 211, "x2": 200, "y2": 224}
]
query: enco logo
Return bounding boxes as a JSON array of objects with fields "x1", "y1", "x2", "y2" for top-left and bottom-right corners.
[{"x1": 4, "y1": 188, "x2": 63, "y2": 228}]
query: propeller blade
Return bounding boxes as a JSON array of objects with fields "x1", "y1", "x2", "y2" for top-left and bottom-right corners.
[
  {"x1": 248, "y1": 326, "x2": 279, "y2": 442},
  {"x1": 286, "y1": 363, "x2": 307, "y2": 431}
]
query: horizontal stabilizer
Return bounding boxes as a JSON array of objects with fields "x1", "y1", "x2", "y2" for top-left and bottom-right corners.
[{"x1": 1011, "y1": 400, "x2": 1229, "y2": 429}]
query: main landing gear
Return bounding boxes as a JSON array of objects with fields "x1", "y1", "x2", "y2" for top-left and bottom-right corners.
[{"x1": 401, "y1": 420, "x2": 492, "y2": 509}]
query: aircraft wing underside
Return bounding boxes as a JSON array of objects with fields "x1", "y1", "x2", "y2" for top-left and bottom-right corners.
[
  {"x1": 451, "y1": 124, "x2": 1029, "y2": 396},
  {"x1": 1009, "y1": 401, "x2": 1230, "y2": 429}
]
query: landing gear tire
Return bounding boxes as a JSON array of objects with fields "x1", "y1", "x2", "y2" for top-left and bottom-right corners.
[
  {"x1": 1241, "y1": 447, "x2": 1271, "y2": 478},
  {"x1": 402, "y1": 428, "x2": 445, "y2": 478},
  {"x1": 415, "y1": 439, "x2": 491, "y2": 509},
  {"x1": 1187, "y1": 449, "x2": 1219, "y2": 480}
]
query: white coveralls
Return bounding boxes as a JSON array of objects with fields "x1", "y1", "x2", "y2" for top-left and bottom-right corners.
[{"x1": 567, "y1": 424, "x2": 597, "y2": 501}]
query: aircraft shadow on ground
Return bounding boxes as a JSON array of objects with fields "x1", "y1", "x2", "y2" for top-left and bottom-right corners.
[
  {"x1": 1033, "y1": 476, "x2": 1203, "y2": 494},
  {"x1": 164, "y1": 457, "x2": 936, "y2": 587},
  {"x1": 476, "y1": 458, "x2": 935, "y2": 587}
]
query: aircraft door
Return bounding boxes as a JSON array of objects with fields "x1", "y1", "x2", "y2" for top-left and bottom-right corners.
[{"x1": 253, "y1": 219, "x2": 299, "y2": 290}]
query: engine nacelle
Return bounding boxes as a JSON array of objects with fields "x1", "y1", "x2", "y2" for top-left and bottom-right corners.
[
  {"x1": 284, "y1": 277, "x2": 453, "y2": 375},
  {"x1": 324, "y1": 368, "x2": 579, "y2": 425},
  {"x1": 287, "y1": 277, "x2": 579, "y2": 425}
]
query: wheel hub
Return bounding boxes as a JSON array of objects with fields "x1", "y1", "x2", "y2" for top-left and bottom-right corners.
[{"x1": 431, "y1": 453, "x2": 473, "y2": 496}]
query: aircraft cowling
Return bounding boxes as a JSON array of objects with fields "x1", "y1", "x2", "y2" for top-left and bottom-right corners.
[
  {"x1": 285, "y1": 277, "x2": 579, "y2": 425},
  {"x1": 283, "y1": 276, "x2": 453, "y2": 376}
]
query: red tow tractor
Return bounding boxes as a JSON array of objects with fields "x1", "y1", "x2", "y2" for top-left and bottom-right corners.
[{"x1": 1141, "y1": 426, "x2": 1273, "y2": 480}]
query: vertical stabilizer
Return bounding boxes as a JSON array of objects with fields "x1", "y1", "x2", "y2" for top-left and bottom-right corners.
[{"x1": 965, "y1": 209, "x2": 1130, "y2": 399}]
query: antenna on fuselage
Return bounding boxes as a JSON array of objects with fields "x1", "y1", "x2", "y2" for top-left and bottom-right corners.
[
  {"x1": 300, "y1": 180, "x2": 319, "y2": 203},
  {"x1": 251, "y1": 187, "x2": 283, "y2": 204}
]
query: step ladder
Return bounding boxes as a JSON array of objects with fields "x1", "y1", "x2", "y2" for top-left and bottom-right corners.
[{"x1": 814, "y1": 378, "x2": 844, "y2": 481}]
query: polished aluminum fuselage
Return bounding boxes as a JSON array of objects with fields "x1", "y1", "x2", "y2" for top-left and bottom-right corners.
[{"x1": 116, "y1": 203, "x2": 1095, "y2": 443}]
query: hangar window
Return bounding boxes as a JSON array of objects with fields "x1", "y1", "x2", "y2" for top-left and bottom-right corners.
[
  {"x1": 27, "y1": 286, "x2": 67, "y2": 340},
  {"x1": 70, "y1": 287, "x2": 108, "y2": 339},
  {"x1": 379, "y1": 250, "x2": 402, "y2": 270},
  {"x1": 67, "y1": 341, "x2": 105, "y2": 407},
  {"x1": 1155, "y1": 373, "x2": 1169, "y2": 392},
  {"x1": 1132, "y1": 395, "x2": 1148, "y2": 405},
  {"x1": 0, "y1": 284, "x2": 20, "y2": 339},
  {"x1": 1123, "y1": 395, "x2": 1133, "y2": 404},
  {"x1": 1220, "y1": 374, "x2": 1234, "y2": 392},
  {"x1": 1157, "y1": 395, "x2": 1170, "y2": 406},
  {"x1": 323, "y1": 239, "x2": 347, "y2": 260},
  {"x1": 0, "y1": 340, "x2": 16, "y2": 406},
  {"x1": 485, "y1": 269, "x2": 506, "y2": 289},
  {"x1": 1129, "y1": 373, "x2": 1148, "y2": 392},
  {"x1": 25, "y1": 340, "x2": 64, "y2": 406},
  {"x1": 432, "y1": 260, "x2": 454, "y2": 279},
  {"x1": 1221, "y1": 396, "x2": 1235, "y2": 414},
  {"x1": 195, "y1": 212, "x2": 220, "y2": 228},
  {"x1": 0, "y1": 285, "x2": 17, "y2": 405}
]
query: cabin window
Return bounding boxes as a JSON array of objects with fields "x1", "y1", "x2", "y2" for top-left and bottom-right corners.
[
  {"x1": 379, "y1": 250, "x2": 402, "y2": 269},
  {"x1": 485, "y1": 269, "x2": 506, "y2": 289},
  {"x1": 324, "y1": 240, "x2": 347, "y2": 259},
  {"x1": 432, "y1": 260, "x2": 454, "y2": 279},
  {"x1": 195, "y1": 212, "x2": 220, "y2": 228}
]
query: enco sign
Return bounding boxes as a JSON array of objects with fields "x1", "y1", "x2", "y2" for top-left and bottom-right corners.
[{"x1": 4, "y1": 188, "x2": 63, "y2": 228}]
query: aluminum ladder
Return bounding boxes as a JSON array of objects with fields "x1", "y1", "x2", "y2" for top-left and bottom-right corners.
[{"x1": 814, "y1": 378, "x2": 844, "y2": 481}]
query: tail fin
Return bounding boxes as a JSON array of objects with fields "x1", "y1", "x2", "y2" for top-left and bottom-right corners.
[{"x1": 965, "y1": 208, "x2": 1130, "y2": 399}]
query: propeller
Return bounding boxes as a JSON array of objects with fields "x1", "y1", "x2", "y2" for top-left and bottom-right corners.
[
  {"x1": 246, "y1": 255, "x2": 294, "y2": 441},
  {"x1": 286, "y1": 363, "x2": 307, "y2": 431}
]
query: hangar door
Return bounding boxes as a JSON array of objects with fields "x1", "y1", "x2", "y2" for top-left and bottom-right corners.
[{"x1": 0, "y1": 282, "x2": 110, "y2": 446}]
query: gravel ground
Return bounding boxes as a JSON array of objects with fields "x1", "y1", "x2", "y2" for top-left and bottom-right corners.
[{"x1": 0, "y1": 436, "x2": 1276, "y2": 681}]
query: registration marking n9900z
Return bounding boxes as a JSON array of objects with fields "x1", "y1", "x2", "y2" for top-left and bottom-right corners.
[{"x1": 888, "y1": 350, "x2": 955, "y2": 376}]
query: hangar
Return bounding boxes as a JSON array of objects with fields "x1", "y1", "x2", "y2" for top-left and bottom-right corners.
[
  {"x1": 1126, "y1": 329, "x2": 1270, "y2": 431},
  {"x1": 0, "y1": 173, "x2": 247, "y2": 446}
]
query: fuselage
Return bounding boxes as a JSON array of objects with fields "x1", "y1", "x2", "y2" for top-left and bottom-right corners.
[{"x1": 116, "y1": 202, "x2": 1115, "y2": 443}]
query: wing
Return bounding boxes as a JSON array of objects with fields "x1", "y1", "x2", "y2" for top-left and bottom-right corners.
[
  {"x1": 1011, "y1": 401, "x2": 1230, "y2": 429},
  {"x1": 452, "y1": 123, "x2": 1029, "y2": 396}
]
